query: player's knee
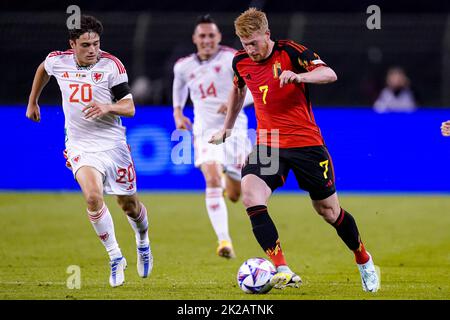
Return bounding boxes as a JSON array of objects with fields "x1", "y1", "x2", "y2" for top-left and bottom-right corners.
[
  {"x1": 205, "y1": 176, "x2": 222, "y2": 188},
  {"x1": 85, "y1": 193, "x2": 103, "y2": 212},
  {"x1": 316, "y1": 205, "x2": 339, "y2": 224},
  {"x1": 242, "y1": 190, "x2": 259, "y2": 208},
  {"x1": 117, "y1": 196, "x2": 139, "y2": 217}
]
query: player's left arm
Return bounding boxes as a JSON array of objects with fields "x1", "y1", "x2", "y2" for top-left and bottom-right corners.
[
  {"x1": 84, "y1": 56, "x2": 135, "y2": 118},
  {"x1": 107, "y1": 95, "x2": 135, "y2": 117},
  {"x1": 83, "y1": 91, "x2": 135, "y2": 119},
  {"x1": 280, "y1": 42, "x2": 337, "y2": 87},
  {"x1": 280, "y1": 66, "x2": 337, "y2": 87}
]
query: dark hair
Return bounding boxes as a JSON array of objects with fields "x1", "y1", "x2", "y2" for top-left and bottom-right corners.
[
  {"x1": 68, "y1": 15, "x2": 103, "y2": 40},
  {"x1": 195, "y1": 14, "x2": 216, "y2": 27}
]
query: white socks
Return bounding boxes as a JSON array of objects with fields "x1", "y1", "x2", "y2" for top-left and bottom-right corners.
[
  {"x1": 87, "y1": 203, "x2": 122, "y2": 261},
  {"x1": 127, "y1": 202, "x2": 149, "y2": 248},
  {"x1": 277, "y1": 265, "x2": 293, "y2": 273},
  {"x1": 205, "y1": 188, "x2": 230, "y2": 242}
]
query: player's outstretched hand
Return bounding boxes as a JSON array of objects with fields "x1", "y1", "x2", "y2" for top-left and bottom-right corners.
[
  {"x1": 208, "y1": 129, "x2": 230, "y2": 145},
  {"x1": 26, "y1": 102, "x2": 41, "y2": 122},
  {"x1": 279, "y1": 70, "x2": 301, "y2": 88},
  {"x1": 441, "y1": 120, "x2": 450, "y2": 136},
  {"x1": 83, "y1": 100, "x2": 111, "y2": 119}
]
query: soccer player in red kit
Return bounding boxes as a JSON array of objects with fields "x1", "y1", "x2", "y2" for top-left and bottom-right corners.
[{"x1": 210, "y1": 8, "x2": 380, "y2": 292}]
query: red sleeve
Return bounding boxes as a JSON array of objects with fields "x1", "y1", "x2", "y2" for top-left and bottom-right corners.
[
  {"x1": 282, "y1": 40, "x2": 327, "y2": 72},
  {"x1": 232, "y1": 53, "x2": 246, "y2": 88}
]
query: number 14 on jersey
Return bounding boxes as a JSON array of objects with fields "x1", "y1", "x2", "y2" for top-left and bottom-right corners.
[{"x1": 199, "y1": 82, "x2": 217, "y2": 99}]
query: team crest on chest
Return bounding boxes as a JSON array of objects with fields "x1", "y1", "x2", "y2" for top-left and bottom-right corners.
[
  {"x1": 214, "y1": 65, "x2": 221, "y2": 73},
  {"x1": 272, "y1": 61, "x2": 282, "y2": 79},
  {"x1": 92, "y1": 71, "x2": 104, "y2": 83}
]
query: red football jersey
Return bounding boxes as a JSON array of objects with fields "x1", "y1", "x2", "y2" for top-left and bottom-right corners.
[{"x1": 233, "y1": 40, "x2": 327, "y2": 148}]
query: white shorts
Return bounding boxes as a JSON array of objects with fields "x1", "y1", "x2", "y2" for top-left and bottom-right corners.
[
  {"x1": 194, "y1": 133, "x2": 252, "y2": 181},
  {"x1": 67, "y1": 143, "x2": 137, "y2": 195}
]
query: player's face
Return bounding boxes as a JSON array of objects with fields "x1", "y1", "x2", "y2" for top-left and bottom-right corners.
[
  {"x1": 240, "y1": 31, "x2": 271, "y2": 62},
  {"x1": 70, "y1": 32, "x2": 100, "y2": 66},
  {"x1": 193, "y1": 23, "x2": 222, "y2": 59}
]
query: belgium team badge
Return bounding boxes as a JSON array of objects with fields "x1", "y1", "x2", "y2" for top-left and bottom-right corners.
[{"x1": 272, "y1": 61, "x2": 282, "y2": 79}]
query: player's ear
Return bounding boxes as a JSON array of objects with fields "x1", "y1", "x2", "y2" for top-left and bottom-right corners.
[
  {"x1": 265, "y1": 29, "x2": 271, "y2": 40},
  {"x1": 69, "y1": 39, "x2": 76, "y2": 49},
  {"x1": 217, "y1": 32, "x2": 222, "y2": 43}
]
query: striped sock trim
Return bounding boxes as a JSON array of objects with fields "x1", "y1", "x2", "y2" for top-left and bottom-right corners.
[
  {"x1": 128, "y1": 202, "x2": 148, "y2": 224},
  {"x1": 136, "y1": 203, "x2": 147, "y2": 223},
  {"x1": 206, "y1": 188, "x2": 224, "y2": 198},
  {"x1": 246, "y1": 205, "x2": 268, "y2": 217},
  {"x1": 333, "y1": 208, "x2": 345, "y2": 227},
  {"x1": 87, "y1": 203, "x2": 107, "y2": 223}
]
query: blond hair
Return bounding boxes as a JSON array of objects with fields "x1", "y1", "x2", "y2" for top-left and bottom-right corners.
[{"x1": 234, "y1": 7, "x2": 269, "y2": 38}]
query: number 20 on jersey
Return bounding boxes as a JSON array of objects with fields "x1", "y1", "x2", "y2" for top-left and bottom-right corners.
[{"x1": 69, "y1": 83, "x2": 92, "y2": 103}]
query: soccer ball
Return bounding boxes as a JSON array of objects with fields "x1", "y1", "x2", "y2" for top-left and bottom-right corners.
[{"x1": 237, "y1": 257, "x2": 277, "y2": 294}]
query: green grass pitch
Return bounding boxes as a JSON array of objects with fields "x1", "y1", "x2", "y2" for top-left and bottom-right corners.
[{"x1": 0, "y1": 193, "x2": 449, "y2": 300}]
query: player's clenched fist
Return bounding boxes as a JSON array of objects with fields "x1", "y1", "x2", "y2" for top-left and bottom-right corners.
[
  {"x1": 441, "y1": 120, "x2": 450, "y2": 137},
  {"x1": 26, "y1": 103, "x2": 41, "y2": 122},
  {"x1": 279, "y1": 70, "x2": 302, "y2": 88}
]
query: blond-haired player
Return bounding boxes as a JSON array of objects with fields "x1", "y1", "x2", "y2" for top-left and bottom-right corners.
[
  {"x1": 210, "y1": 8, "x2": 380, "y2": 292},
  {"x1": 173, "y1": 15, "x2": 252, "y2": 259}
]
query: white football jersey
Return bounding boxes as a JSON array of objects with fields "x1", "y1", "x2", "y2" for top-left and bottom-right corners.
[
  {"x1": 173, "y1": 46, "x2": 251, "y2": 137},
  {"x1": 44, "y1": 49, "x2": 130, "y2": 152}
]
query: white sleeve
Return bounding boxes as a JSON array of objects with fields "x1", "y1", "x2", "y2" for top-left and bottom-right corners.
[
  {"x1": 243, "y1": 88, "x2": 254, "y2": 107},
  {"x1": 44, "y1": 52, "x2": 58, "y2": 76},
  {"x1": 109, "y1": 58, "x2": 129, "y2": 88},
  {"x1": 120, "y1": 93, "x2": 133, "y2": 100},
  {"x1": 172, "y1": 62, "x2": 189, "y2": 109}
]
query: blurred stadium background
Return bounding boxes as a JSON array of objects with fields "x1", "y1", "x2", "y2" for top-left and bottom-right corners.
[
  {"x1": 0, "y1": 0, "x2": 449, "y2": 300},
  {"x1": 1, "y1": 0, "x2": 450, "y2": 192},
  {"x1": 2, "y1": 0, "x2": 450, "y2": 107}
]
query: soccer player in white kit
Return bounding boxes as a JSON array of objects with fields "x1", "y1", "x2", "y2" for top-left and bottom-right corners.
[
  {"x1": 25, "y1": 15, "x2": 153, "y2": 287},
  {"x1": 173, "y1": 15, "x2": 252, "y2": 259}
]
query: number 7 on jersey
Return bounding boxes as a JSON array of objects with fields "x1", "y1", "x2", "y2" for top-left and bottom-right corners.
[{"x1": 259, "y1": 85, "x2": 268, "y2": 104}]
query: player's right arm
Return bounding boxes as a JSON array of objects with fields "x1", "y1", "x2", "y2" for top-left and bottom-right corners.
[
  {"x1": 209, "y1": 54, "x2": 247, "y2": 145},
  {"x1": 173, "y1": 106, "x2": 192, "y2": 130},
  {"x1": 172, "y1": 61, "x2": 192, "y2": 130},
  {"x1": 26, "y1": 62, "x2": 50, "y2": 122},
  {"x1": 209, "y1": 84, "x2": 247, "y2": 145}
]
